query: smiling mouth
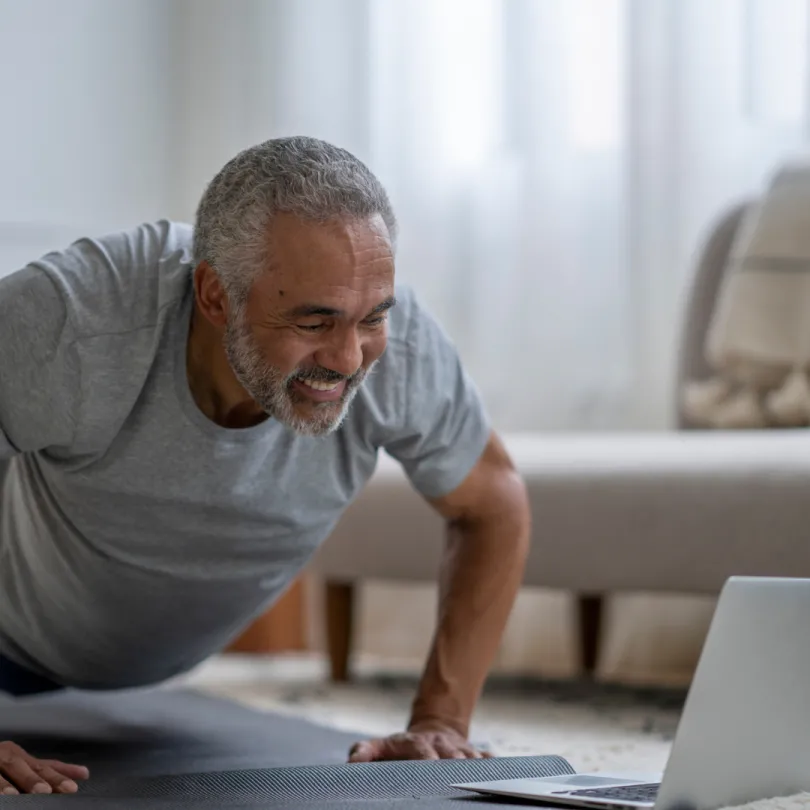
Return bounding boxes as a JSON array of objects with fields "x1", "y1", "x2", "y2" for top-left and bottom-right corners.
[
  {"x1": 298, "y1": 378, "x2": 342, "y2": 392},
  {"x1": 291, "y1": 377, "x2": 347, "y2": 403}
]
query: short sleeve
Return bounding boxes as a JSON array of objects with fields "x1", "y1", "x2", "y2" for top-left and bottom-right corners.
[
  {"x1": 0, "y1": 266, "x2": 80, "y2": 459},
  {"x1": 382, "y1": 293, "x2": 491, "y2": 498}
]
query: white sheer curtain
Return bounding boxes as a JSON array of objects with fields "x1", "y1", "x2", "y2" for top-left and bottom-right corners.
[{"x1": 364, "y1": 0, "x2": 631, "y2": 431}]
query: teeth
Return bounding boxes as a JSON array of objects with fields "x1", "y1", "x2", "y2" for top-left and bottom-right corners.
[{"x1": 300, "y1": 379, "x2": 340, "y2": 392}]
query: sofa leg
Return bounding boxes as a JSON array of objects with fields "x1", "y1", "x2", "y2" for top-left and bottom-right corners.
[
  {"x1": 577, "y1": 594, "x2": 603, "y2": 677},
  {"x1": 325, "y1": 580, "x2": 355, "y2": 683}
]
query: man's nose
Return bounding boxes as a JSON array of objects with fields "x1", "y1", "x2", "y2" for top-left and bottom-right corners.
[{"x1": 315, "y1": 329, "x2": 364, "y2": 378}]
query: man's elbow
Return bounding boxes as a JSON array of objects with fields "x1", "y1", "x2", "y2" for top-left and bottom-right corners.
[
  {"x1": 496, "y1": 468, "x2": 532, "y2": 557},
  {"x1": 456, "y1": 464, "x2": 532, "y2": 557},
  {"x1": 433, "y1": 431, "x2": 532, "y2": 559}
]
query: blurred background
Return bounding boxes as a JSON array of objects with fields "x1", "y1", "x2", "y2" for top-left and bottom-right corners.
[{"x1": 2, "y1": 0, "x2": 809, "y2": 686}]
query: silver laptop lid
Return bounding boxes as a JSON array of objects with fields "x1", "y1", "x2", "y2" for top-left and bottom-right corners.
[{"x1": 657, "y1": 576, "x2": 810, "y2": 810}]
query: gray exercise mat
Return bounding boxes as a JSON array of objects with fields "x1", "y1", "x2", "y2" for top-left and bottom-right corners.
[
  {"x1": 0, "y1": 687, "x2": 362, "y2": 777},
  {"x1": 0, "y1": 687, "x2": 574, "y2": 808}
]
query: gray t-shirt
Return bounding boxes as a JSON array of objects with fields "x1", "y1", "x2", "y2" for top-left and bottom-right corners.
[{"x1": 0, "y1": 220, "x2": 490, "y2": 690}]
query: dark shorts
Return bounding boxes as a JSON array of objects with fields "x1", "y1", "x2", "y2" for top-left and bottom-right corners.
[{"x1": 0, "y1": 653, "x2": 64, "y2": 697}]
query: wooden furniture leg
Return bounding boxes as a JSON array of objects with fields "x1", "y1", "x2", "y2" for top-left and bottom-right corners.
[
  {"x1": 577, "y1": 593, "x2": 604, "y2": 676},
  {"x1": 326, "y1": 580, "x2": 356, "y2": 682},
  {"x1": 227, "y1": 578, "x2": 308, "y2": 653}
]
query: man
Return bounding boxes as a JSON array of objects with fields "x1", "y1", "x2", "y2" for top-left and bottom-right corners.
[{"x1": 0, "y1": 137, "x2": 530, "y2": 795}]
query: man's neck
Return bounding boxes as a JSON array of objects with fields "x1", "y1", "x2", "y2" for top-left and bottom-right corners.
[{"x1": 185, "y1": 306, "x2": 268, "y2": 430}]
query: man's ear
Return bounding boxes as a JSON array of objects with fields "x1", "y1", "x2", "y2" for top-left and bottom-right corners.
[{"x1": 193, "y1": 262, "x2": 230, "y2": 329}]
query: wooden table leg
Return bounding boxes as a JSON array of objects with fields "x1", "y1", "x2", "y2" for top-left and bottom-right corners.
[
  {"x1": 325, "y1": 581, "x2": 355, "y2": 682},
  {"x1": 577, "y1": 593, "x2": 604, "y2": 677},
  {"x1": 227, "y1": 578, "x2": 308, "y2": 653}
]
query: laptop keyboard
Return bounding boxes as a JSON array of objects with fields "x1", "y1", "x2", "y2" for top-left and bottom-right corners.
[{"x1": 560, "y1": 783, "x2": 660, "y2": 803}]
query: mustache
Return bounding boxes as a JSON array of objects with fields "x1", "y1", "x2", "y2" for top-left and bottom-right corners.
[{"x1": 292, "y1": 367, "x2": 358, "y2": 385}]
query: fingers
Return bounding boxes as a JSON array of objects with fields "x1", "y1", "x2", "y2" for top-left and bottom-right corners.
[
  {"x1": 349, "y1": 735, "x2": 439, "y2": 762},
  {"x1": 34, "y1": 761, "x2": 81, "y2": 794},
  {"x1": 348, "y1": 741, "x2": 378, "y2": 763},
  {"x1": 1, "y1": 756, "x2": 55, "y2": 794},
  {"x1": 0, "y1": 743, "x2": 88, "y2": 795},
  {"x1": 0, "y1": 776, "x2": 19, "y2": 796},
  {"x1": 406, "y1": 737, "x2": 440, "y2": 760},
  {"x1": 434, "y1": 739, "x2": 487, "y2": 760},
  {"x1": 348, "y1": 734, "x2": 493, "y2": 763},
  {"x1": 433, "y1": 739, "x2": 467, "y2": 760},
  {"x1": 31, "y1": 761, "x2": 81, "y2": 794},
  {"x1": 42, "y1": 760, "x2": 90, "y2": 781}
]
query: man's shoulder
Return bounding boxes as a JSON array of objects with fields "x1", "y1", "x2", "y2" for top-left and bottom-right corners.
[
  {"x1": 384, "y1": 282, "x2": 458, "y2": 364},
  {"x1": 384, "y1": 282, "x2": 432, "y2": 353},
  {"x1": 345, "y1": 281, "x2": 489, "y2": 490},
  {"x1": 348, "y1": 282, "x2": 457, "y2": 420},
  {"x1": 31, "y1": 219, "x2": 194, "y2": 340},
  {"x1": 364, "y1": 283, "x2": 429, "y2": 391}
]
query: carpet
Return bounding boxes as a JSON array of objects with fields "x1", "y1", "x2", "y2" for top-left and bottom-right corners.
[{"x1": 180, "y1": 654, "x2": 682, "y2": 774}]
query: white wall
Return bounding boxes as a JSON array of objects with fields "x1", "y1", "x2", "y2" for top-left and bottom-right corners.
[
  {"x1": 0, "y1": 0, "x2": 176, "y2": 276},
  {"x1": 166, "y1": 0, "x2": 265, "y2": 224},
  {"x1": 165, "y1": 0, "x2": 373, "y2": 225}
]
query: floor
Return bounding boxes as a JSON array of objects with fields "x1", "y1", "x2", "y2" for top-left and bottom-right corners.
[{"x1": 180, "y1": 652, "x2": 682, "y2": 775}]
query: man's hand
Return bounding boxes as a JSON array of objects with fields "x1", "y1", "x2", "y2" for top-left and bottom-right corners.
[
  {"x1": 348, "y1": 723, "x2": 492, "y2": 762},
  {"x1": 0, "y1": 741, "x2": 89, "y2": 795}
]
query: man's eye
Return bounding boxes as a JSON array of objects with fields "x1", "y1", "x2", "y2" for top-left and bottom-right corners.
[
  {"x1": 363, "y1": 316, "x2": 387, "y2": 327},
  {"x1": 297, "y1": 323, "x2": 326, "y2": 332}
]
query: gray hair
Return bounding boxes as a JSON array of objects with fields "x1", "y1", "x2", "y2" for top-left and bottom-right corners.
[{"x1": 192, "y1": 136, "x2": 398, "y2": 300}]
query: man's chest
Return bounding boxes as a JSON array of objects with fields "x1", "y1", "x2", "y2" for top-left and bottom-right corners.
[{"x1": 35, "y1": 413, "x2": 378, "y2": 578}]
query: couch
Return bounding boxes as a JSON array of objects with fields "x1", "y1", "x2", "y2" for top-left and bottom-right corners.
[{"x1": 310, "y1": 201, "x2": 810, "y2": 681}]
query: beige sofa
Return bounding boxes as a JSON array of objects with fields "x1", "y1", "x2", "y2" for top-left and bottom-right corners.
[{"x1": 310, "y1": 201, "x2": 810, "y2": 681}]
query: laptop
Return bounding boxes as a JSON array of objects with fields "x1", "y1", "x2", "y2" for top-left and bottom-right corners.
[{"x1": 454, "y1": 576, "x2": 810, "y2": 810}]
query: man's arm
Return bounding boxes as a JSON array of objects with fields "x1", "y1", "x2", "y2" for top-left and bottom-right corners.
[
  {"x1": 350, "y1": 431, "x2": 530, "y2": 760},
  {"x1": 409, "y1": 430, "x2": 530, "y2": 738},
  {"x1": 0, "y1": 266, "x2": 79, "y2": 460}
]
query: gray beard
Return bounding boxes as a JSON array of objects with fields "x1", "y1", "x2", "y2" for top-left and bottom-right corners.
[{"x1": 223, "y1": 311, "x2": 367, "y2": 437}]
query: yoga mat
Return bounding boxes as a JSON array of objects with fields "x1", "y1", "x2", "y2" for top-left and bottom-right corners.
[
  {"x1": 0, "y1": 687, "x2": 361, "y2": 777},
  {"x1": 0, "y1": 687, "x2": 573, "y2": 808}
]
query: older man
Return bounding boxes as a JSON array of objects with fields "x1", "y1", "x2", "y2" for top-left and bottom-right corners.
[{"x1": 0, "y1": 137, "x2": 530, "y2": 795}]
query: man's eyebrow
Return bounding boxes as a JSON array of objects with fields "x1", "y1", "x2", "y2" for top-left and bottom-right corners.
[
  {"x1": 285, "y1": 296, "x2": 397, "y2": 319},
  {"x1": 285, "y1": 304, "x2": 342, "y2": 318},
  {"x1": 369, "y1": 296, "x2": 397, "y2": 316}
]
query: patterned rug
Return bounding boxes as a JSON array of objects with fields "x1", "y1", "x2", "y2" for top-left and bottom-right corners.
[{"x1": 182, "y1": 654, "x2": 680, "y2": 773}]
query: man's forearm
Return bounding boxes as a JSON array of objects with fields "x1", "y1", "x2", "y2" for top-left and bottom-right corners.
[{"x1": 408, "y1": 499, "x2": 530, "y2": 738}]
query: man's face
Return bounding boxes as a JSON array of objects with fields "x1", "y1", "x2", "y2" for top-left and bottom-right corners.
[{"x1": 223, "y1": 214, "x2": 395, "y2": 437}]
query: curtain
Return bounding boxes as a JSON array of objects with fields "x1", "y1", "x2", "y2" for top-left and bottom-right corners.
[{"x1": 365, "y1": 0, "x2": 634, "y2": 430}]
